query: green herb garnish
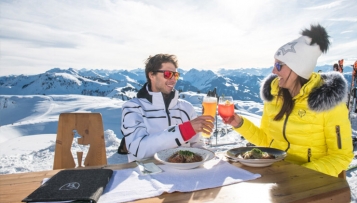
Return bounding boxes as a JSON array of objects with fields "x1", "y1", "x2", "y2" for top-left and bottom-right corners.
[
  {"x1": 251, "y1": 148, "x2": 263, "y2": 155},
  {"x1": 178, "y1": 150, "x2": 194, "y2": 157}
]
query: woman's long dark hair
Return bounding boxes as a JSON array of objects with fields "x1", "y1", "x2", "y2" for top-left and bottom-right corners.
[{"x1": 274, "y1": 76, "x2": 309, "y2": 120}]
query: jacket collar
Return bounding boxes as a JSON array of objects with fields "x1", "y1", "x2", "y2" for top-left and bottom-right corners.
[
  {"x1": 137, "y1": 83, "x2": 177, "y2": 108},
  {"x1": 137, "y1": 83, "x2": 153, "y2": 102},
  {"x1": 260, "y1": 72, "x2": 348, "y2": 112}
]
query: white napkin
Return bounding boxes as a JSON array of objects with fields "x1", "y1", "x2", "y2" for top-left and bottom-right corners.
[{"x1": 99, "y1": 159, "x2": 261, "y2": 203}]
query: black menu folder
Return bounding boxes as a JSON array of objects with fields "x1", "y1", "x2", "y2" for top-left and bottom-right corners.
[{"x1": 22, "y1": 168, "x2": 113, "y2": 203}]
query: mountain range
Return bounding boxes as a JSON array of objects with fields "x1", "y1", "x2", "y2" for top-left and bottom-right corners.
[{"x1": 0, "y1": 65, "x2": 354, "y2": 103}]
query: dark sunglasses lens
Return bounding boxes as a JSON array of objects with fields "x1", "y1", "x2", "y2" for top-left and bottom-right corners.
[
  {"x1": 174, "y1": 72, "x2": 179, "y2": 80},
  {"x1": 163, "y1": 71, "x2": 174, "y2": 79},
  {"x1": 275, "y1": 63, "x2": 282, "y2": 71}
]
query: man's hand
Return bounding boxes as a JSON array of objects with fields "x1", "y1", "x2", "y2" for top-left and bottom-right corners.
[{"x1": 190, "y1": 115, "x2": 215, "y2": 135}]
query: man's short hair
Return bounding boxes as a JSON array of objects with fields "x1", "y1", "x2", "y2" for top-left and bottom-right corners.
[{"x1": 145, "y1": 54, "x2": 178, "y2": 85}]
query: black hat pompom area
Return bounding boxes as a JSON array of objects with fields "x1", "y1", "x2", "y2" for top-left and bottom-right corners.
[{"x1": 301, "y1": 24, "x2": 330, "y2": 53}]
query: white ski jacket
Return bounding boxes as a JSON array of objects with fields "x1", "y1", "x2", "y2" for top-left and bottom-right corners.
[{"x1": 119, "y1": 83, "x2": 202, "y2": 162}]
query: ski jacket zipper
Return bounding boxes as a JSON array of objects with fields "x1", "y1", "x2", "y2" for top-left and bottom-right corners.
[
  {"x1": 282, "y1": 114, "x2": 290, "y2": 151},
  {"x1": 336, "y1": 125, "x2": 342, "y2": 149}
]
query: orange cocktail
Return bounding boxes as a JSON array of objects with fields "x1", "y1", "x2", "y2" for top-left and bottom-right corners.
[
  {"x1": 218, "y1": 98, "x2": 234, "y2": 122},
  {"x1": 202, "y1": 96, "x2": 217, "y2": 138}
]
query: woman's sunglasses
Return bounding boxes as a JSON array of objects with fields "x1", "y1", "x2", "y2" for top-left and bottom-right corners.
[
  {"x1": 274, "y1": 62, "x2": 285, "y2": 72},
  {"x1": 153, "y1": 70, "x2": 180, "y2": 80}
]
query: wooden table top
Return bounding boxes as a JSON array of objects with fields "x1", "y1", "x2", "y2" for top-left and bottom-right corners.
[{"x1": 0, "y1": 157, "x2": 351, "y2": 203}]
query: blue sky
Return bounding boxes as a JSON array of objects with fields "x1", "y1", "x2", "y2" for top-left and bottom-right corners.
[{"x1": 0, "y1": 0, "x2": 356, "y2": 76}]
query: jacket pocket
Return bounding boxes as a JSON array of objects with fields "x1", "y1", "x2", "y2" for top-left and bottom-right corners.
[
  {"x1": 336, "y1": 125, "x2": 342, "y2": 149},
  {"x1": 307, "y1": 148, "x2": 311, "y2": 162}
]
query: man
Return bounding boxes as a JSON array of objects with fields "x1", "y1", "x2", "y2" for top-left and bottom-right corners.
[
  {"x1": 118, "y1": 54, "x2": 214, "y2": 162},
  {"x1": 353, "y1": 60, "x2": 357, "y2": 86},
  {"x1": 352, "y1": 61, "x2": 357, "y2": 113}
]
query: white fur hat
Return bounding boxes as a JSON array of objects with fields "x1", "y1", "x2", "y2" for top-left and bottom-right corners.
[{"x1": 274, "y1": 24, "x2": 330, "y2": 79}]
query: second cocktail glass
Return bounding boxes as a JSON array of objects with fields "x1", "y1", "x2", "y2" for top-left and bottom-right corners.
[
  {"x1": 218, "y1": 96, "x2": 234, "y2": 134},
  {"x1": 202, "y1": 95, "x2": 217, "y2": 147}
]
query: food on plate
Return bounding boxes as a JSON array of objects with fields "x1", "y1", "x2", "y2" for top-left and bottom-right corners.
[
  {"x1": 167, "y1": 150, "x2": 203, "y2": 163},
  {"x1": 238, "y1": 148, "x2": 275, "y2": 159}
]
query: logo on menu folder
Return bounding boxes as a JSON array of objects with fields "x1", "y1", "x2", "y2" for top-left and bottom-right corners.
[{"x1": 59, "y1": 182, "x2": 80, "y2": 190}]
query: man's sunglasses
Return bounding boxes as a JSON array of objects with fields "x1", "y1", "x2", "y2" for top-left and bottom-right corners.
[
  {"x1": 153, "y1": 70, "x2": 180, "y2": 80},
  {"x1": 274, "y1": 62, "x2": 285, "y2": 72}
]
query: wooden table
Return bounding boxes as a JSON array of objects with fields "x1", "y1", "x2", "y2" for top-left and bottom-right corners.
[{"x1": 0, "y1": 158, "x2": 351, "y2": 203}]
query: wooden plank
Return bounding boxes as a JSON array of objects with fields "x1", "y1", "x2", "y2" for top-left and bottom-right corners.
[
  {"x1": 0, "y1": 170, "x2": 58, "y2": 184},
  {"x1": 53, "y1": 113, "x2": 76, "y2": 169}
]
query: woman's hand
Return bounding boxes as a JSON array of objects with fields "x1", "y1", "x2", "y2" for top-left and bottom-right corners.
[{"x1": 224, "y1": 113, "x2": 243, "y2": 128}]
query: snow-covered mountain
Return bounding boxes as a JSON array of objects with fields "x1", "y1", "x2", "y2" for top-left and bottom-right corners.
[
  {"x1": 0, "y1": 66, "x2": 355, "y2": 103},
  {"x1": 0, "y1": 67, "x2": 264, "y2": 102}
]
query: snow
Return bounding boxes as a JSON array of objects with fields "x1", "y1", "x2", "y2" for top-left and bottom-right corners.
[{"x1": 0, "y1": 94, "x2": 356, "y2": 202}]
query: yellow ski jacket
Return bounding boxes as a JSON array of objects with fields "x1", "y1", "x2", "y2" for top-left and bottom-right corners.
[{"x1": 235, "y1": 72, "x2": 354, "y2": 177}]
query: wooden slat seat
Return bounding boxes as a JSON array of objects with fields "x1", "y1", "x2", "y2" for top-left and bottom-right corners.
[{"x1": 53, "y1": 113, "x2": 107, "y2": 169}]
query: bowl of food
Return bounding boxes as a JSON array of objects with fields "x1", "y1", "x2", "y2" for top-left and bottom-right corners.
[
  {"x1": 154, "y1": 147, "x2": 215, "y2": 170},
  {"x1": 226, "y1": 147, "x2": 286, "y2": 167}
]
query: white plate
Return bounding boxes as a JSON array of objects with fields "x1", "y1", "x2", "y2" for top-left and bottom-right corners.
[
  {"x1": 154, "y1": 147, "x2": 215, "y2": 170},
  {"x1": 226, "y1": 147, "x2": 287, "y2": 167}
]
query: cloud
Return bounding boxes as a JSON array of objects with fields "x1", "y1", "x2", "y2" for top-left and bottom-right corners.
[
  {"x1": 1, "y1": 19, "x2": 80, "y2": 49},
  {"x1": 305, "y1": 0, "x2": 342, "y2": 10},
  {"x1": 0, "y1": 0, "x2": 356, "y2": 76}
]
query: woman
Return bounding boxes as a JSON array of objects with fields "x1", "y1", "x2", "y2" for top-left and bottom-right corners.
[{"x1": 226, "y1": 24, "x2": 353, "y2": 177}]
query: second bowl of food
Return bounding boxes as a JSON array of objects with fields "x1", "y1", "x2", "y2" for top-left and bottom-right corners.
[
  {"x1": 226, "y1": 147, "x2": 287, "y2": 167},
  {"x1": 154, "y1": 147, "x2": 215, "y2": 170}
]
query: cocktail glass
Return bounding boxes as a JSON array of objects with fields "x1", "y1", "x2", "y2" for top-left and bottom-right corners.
[{"x1": 218, "y1": 96, "x2": 234, "y2": 135}]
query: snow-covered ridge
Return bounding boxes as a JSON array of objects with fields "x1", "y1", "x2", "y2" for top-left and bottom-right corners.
[{"x1": 1, "y1": 66, "x2": 354, "y2": 103}]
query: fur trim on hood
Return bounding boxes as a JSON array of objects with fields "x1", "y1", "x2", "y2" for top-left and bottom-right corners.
[{"x1": 260, "y1": 72, "x2": 348, "y2": 112}]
